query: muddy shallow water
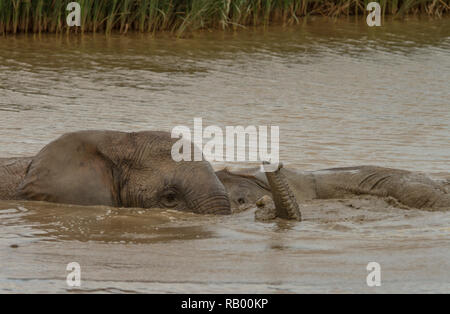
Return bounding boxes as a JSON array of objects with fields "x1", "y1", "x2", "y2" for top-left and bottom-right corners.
[
  {"x1": 0, "y1": 17, "x2": 449, "y2": 293},
  {"x1": 1, "y1": 197, "x2": 449, "y2": 293}
]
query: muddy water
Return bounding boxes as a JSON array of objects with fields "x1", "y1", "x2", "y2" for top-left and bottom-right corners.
[{"x1": 0, "y1": 17, "x2": 449, "y2": 293}]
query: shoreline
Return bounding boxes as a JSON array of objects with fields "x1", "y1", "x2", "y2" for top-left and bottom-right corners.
[
  {"x1": 1, "y1": 0, "x2": 448, "y2": 36},
  {"x1": 1, "y1": 14, "x2": 449, "y2": 39}
]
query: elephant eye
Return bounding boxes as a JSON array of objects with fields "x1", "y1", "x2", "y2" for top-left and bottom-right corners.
[{"x1": 160, "y1": 190, "x2": 179, "y2": 208}]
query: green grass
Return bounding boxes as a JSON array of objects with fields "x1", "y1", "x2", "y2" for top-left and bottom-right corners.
[{"x1": 0, "y1": 0, "x2": 448, "y2": 35}]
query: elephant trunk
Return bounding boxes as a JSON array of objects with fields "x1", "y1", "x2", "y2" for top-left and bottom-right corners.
[
  {"x1": 263, "y1": 162, "x2": 302, "y2": 221},
  {"x1": 182, "y1": 171, "x2": 231, "y2": 215},
  {"x1": 192, "y1": 193, "x2": 231, "y2": 215},
  {"x1": 175, "y1": 162, "x2": 231, "y2": 215}
]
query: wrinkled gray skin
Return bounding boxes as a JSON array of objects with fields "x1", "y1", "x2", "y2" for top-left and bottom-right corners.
[
  {"x1": 0, "y1": 157, "x2": 32, "y2": 200},
  {"x1": 2, "y1": 132, "x2": 448, "y2": 216},
  {"x1": 0, "y1": 131, "x2": 230, "y2": 215},
  {"x1": 216, "y1": 165, "x2": 450, "y2": 212},
  {"x1": 262, "y1": 162, "x2": 301, "y2": 221},
  {"x1": 214, "y1": 163, "x2": 302, "y2": 221}
]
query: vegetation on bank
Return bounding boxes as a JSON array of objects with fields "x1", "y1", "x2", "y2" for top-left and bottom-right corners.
[{"x1": 0, "y1": 0, "x2": 449, "y2": 35}]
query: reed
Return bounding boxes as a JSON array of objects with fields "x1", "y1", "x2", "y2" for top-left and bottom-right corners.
[{"x1": 0, "y1": 0, "x2": 448, "y2": 35}]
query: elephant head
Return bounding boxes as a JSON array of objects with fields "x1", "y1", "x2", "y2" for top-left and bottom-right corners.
[
  {"x1": 216, "y1": 167, "x2": 271, "y2": 210},
  {"x1": 216, "y1": 164, "x2": 302, "y2": 221},
  {"x1": 17, "y1": 130, "x2": 230, "y2": 215}
]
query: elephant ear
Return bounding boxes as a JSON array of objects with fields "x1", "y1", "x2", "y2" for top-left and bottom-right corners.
[
  {"x1": 17, "y1": 131, "x2": 122, "y2": 206},
  {"x1": 216, "y1": 166, "x2": 270, "y2": 191}
]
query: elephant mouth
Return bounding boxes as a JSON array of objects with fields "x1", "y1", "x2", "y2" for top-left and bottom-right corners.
[{"x1": 188, "y1": 194, "x2": 231, "y2": 215}]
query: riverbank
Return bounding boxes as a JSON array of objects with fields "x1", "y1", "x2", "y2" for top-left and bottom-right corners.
[{"x1": 1, "y1": 0, "x2": 449, "y2": 35}]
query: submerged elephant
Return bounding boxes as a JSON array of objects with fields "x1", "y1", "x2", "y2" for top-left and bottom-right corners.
[
  {"x1": 1, "y1": 130, "x2": 448, "y2": 216},
  {"x1": 0, "y1": 130, "x2": 231, "y2": 214},
  {"x1": 217, "y1": 165, "x2": 450, "y2": 212}
]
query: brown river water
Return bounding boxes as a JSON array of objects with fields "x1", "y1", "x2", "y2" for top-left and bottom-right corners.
[{"x1": 0, "y1": 17, "x2": 449, "y2": 293}]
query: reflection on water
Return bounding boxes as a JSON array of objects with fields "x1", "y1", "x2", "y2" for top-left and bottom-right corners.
[{"x1": 0, "y1": 17, "x2": 449, "y2": 293}]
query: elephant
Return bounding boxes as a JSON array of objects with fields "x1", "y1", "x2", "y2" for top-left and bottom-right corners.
[
  {"x1": 2, "y1": 130, "x2": 448, "y2": 217},
  {"x1": 0, "y1": 130, "x2": 232, "y2": 215},
  {"x1": 216, "y1": 165, "x2": 450, "y2": 212}
]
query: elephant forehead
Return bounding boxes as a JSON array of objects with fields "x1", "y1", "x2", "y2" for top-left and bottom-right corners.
[
  {"x1": 171, "y1": 161, "x2": 216, "y2": 178},
  {"x1": 128, "y1": 161, "x2": 214, "y2": 182},
  {"x1": 131, "y1": 135, "x2": 175, "y2": 155}
]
